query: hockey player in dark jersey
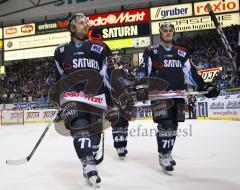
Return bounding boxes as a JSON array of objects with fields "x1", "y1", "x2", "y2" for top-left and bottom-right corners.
[
  {"x1": 53, "y1": 13, "x2": 132, "y2": 185},
  {"x1": 137, "y1": 22, "x2": 220, "y2": 175},
  {"x1": 105, "y1": 52, "x2": 133, "y2": 159}
]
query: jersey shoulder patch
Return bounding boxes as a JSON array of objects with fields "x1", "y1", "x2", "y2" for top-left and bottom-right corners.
[
  {"x1": 91, "y1": 44, "x2": 104, "y2": 54},
  {"x1": 173, "y1": 45, "x2": 187, "y2": 52},
  {"x1": 89, "y1": 39, "x2": 106, "y2": 48},
  {"x1": 148, "y1": 44, "x2": 159, "y2": 50},
  {"x1": 177, "y1": 49, "x2": 187, "y2": 57},
  {"x1": 56, "y1": 42, "x2": 70, "y2": 53},
  {"x1": 89, "y1": 39, "x2": 107, "y2": 54},
  {"x1": 147, "y1": 45, "x2": 159, "y2": 54},
  {"x1": 173, "y1": 45, "x2": 187, "y2": 58}
]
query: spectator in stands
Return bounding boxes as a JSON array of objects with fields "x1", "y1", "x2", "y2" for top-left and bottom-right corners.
[{"x1": 187, "y1": 95, "x2": 197, "y2": 119}]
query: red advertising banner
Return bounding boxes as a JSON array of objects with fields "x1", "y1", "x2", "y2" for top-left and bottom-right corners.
[
  {"x1": 35, "y1": 8, "x2": 149, "y2": 34},
  {"x1": 87, "y1": 8, "x2": 149, "y2": 27}
]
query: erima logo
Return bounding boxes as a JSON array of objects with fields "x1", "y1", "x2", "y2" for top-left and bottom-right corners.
[
  {"x1": 73, "y1": 52, "x2": 84, "y2": 55},
  {"x1": 164, "y1": 60, "x2": 182, "y2": 67},
  {"x1": 73, "y1": 58, "x2": 100, "y2": 70},
  {"x1": 178, "y1": 50, "x2": 186, "y2": 57},
  {"x1": 91, "y1": 44, "x2": 103, "y2": 54},
  {"x1": 38, "y1": 23, "x2": 57, "y2": 30}
]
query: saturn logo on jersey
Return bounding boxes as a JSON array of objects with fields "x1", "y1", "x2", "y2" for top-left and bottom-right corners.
[
  {"x1": 164, "y1": 60, "x2": 182, "y2": 67},
  {"x1": 73, "y1": 58, "x2": 100, "y2": 70}
]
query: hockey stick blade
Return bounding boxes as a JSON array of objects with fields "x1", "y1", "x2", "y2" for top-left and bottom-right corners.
[
  {"x1": 6, "y1": 110, "x2": 62, "y2": 166},
  {"x1": 6, "y1": 158, "x2": 28, "y2": 165}
]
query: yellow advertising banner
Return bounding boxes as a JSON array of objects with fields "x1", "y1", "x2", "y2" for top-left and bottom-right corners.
[{"x1": 104, "y1": 37, "x2": 150, "y2": 50}]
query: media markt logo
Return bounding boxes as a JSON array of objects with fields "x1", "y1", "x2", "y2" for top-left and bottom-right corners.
[
  {"x1": 88, "y1": 10, "x2": 147, "y2": 27},
  {"x1": 55, "y1": 0, "x2": 94, "y2": 6}
]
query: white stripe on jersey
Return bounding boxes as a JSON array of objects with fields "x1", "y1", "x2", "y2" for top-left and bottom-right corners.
[
  {"x1": 55, "y1": 60, "x2": 64, "y2": 76},
  {"x1": 182, "y1": 58, "x2": 198, "y2": 87},
  {"x1": 148, "y1": 57, "x2": 152, "y2": 76},
  {"x1": 100, "y1": 60, "x2": 112, "y2": 90}
]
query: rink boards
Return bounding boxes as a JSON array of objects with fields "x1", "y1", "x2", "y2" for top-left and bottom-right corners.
[{"x1": 1, "y1": 93, "x2": 240, "y2": 125}]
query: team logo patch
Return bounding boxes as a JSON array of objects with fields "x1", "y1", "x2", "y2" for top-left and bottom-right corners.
[
  {"x1": 153, "y1": 49, "x2": 158, "y2": 55},
  {"x1": 91, "y1": 44, "x2": 103, "y2": 54},
  {"x1": 60, "y1": 46, "x2": 64, "y2": 53},
  {"x1": 136, "y1": 72, "x2": 145, "y2": 81},
  {"x1": 178, "y1": 50, "x2": 186, "y2": 57},
  {"x1": 151, "y1": 45, "x2": 158, "y2": 49}
]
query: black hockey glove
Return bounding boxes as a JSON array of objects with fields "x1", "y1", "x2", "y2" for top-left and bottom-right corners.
[
  {"x1": 105, "y1": 106, "x2": 120, "y2": 123},
  {"x1": 134, "y1": 72, "x2": 149, "y2": 102},
  {"x1": 111, "y1": 90, "x2": 134, "y2": 121},
  {"x1": 203, "y1": 84, "x2": 220, "y2": 98},
  {"x1": 135, "y1": 84, "x2": 149, "y2": 102}
]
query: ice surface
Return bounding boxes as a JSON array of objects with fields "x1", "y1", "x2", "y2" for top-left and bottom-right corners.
[{"x1": 0, "y1": 119, "x2": 240, "y2": 190}]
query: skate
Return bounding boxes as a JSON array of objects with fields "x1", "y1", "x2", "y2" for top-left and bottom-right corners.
[
  {"x1": 82, "y1": 156, "x2": 101, "y2": 188},
  {"x1": 83, "y1": 164, "x2": 101, "y2": 188},
  {"x1": 116, "y1": 147, "x2": 128, "y2": 160},
  {"x1": 159, "y1": 153, "x2": 174, "y2": 176},
  {"x1": 168, "y1": 152, "x2": 176, "y2": 166}
]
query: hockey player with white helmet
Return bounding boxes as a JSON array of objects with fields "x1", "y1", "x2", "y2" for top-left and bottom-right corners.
[
  {"x1": 136, "y1": 21, "x2": 220, "y2": 175},
  {"x1": 53, "y1": 12, "x2": 132, "y2": 186}
]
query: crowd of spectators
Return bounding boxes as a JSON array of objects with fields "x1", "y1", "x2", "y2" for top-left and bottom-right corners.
[
  {"x1": 0, "y1": 25, "x2": 239, "y2": 103},
  {"x1": 0, "y1": 60, "x2": 55, "y2": 103},
  {"x1": 178, "y1": 25, "x2": 240, "y2": 89}
]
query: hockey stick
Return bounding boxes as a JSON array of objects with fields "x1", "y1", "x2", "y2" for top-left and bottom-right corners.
[
  {"x1": 6, "y1": 109, "x2": 62, "y2": 165},
  {"x1": 111, "y1": 59, "x2": 209, "y2": 100},
  {"x1": 148, "y1": 91, "x2": 208, "y2": 100},
  {"x1": 206, "y1": 3, "x2": 237, "y2": 73},
  {"x1": 129, "y1": 90, "x2": 208, "y2": 100},
  {"x1": 95, "y1": 131, "x2": 104, "y2": 165}
]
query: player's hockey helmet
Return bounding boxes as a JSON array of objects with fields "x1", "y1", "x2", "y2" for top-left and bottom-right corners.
[
  {"x1": 159, "y1": 22, "x2": 175, "y2": 42},
  {"x1": 159, "y1": 22, "x2": 175, "y2": 31},
  {"x1": 68, "y1": 13, "x2": 89, "y2": 33},
  {"x1": 108, "y1": 51, "x2": 122, "y2": 66},
  {"x1": 159, "y1": 22, "x2": 175, "y2": 35}
]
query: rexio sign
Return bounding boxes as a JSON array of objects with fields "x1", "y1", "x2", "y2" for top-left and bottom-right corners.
[
  {"x1": 87, "y1": 9, "x2": 149, "y2": 27},
  {"x1": 194, "y1": 0, "x2": 239, "y2": 15}
]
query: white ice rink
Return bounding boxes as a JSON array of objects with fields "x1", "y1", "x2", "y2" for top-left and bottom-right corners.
[{"x1": 0, "y1": 119, "x2": 240, "y2": 190}]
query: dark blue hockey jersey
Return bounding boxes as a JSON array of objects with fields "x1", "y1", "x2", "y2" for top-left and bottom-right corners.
[{"x1": 140, "y1": 44, "x2": 206, "y2": 91}]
